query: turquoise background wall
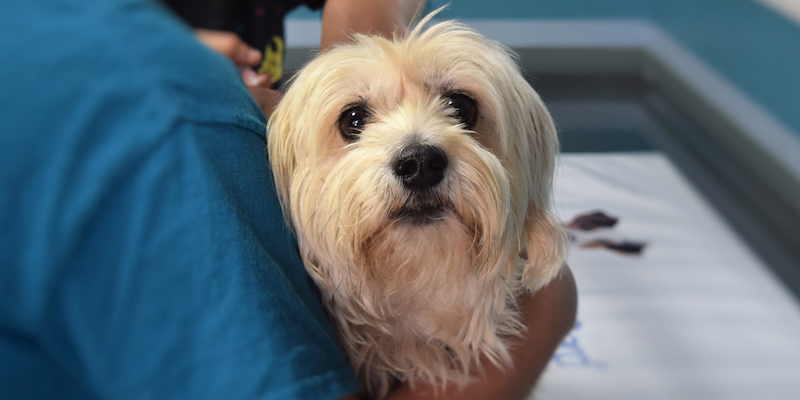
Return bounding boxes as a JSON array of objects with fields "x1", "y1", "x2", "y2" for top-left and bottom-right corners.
[
  {"x1": 289, "y1": 0, "x2": 800, "y2": 139},
  {"x1": 288, "y1": 0, "x2": 649, "y2": 19},
  {"x1": 420, "y1": 0, "x2": 649, "y2": 19},
  {"x1": 650, "y1": 0, "x2": 800, "y2": 140}
]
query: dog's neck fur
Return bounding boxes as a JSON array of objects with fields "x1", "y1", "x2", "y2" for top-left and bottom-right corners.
[{"x1": 300, "y1": 215, "x2": 524, "y2": 398}]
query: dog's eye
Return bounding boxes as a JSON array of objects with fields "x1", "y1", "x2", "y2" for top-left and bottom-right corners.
[
  {"x1": 445, "y1": 94, "x2": 477, "y2": 129},
  {"x1": 339, "y1": 106, "x2": 369, "y2": 142}
]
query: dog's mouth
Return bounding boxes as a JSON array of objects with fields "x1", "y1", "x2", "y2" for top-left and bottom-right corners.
[
  {"x1": 394, "y1": 204, "x2": 450, "y2": 225},
  {"x1": 391, "y1": 192, "x2": 454, "y2": 225},
  {"x1": 390, "y1": 191, "x2": 455, "y2": 225}
]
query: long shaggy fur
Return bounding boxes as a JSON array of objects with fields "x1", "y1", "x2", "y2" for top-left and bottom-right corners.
[{"x1": 268, "y1": 12, "x2": 568, "y2": 399}]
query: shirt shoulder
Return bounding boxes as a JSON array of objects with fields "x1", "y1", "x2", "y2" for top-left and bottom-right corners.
[
  {"x1": 0, "y1": 0, "x2": 265, "y2": 282},
  {"x1": 1, "y1": 0, "x2": 265, "y2": 134},
  {"x1": 0, "y1": 1, "x2": 359, "y2": 398}
]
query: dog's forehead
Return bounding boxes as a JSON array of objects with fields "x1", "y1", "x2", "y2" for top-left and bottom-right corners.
[{"x1": 315, "y1": 38, "x2": 502, "y2": 113}]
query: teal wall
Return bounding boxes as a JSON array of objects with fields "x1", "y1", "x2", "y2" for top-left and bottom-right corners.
[
  {"x1": 288, "y1": 0, "x2": 650, "y2": 19},
  {"x1": 651, "y1": 0, "x2": 800, "y2": 141},
  {"x1": 421, "y1": 0, "x2": 648, "y2": 19},
  {"x1": 289, "y1": 1, "x2": 800, "y2": 138}
]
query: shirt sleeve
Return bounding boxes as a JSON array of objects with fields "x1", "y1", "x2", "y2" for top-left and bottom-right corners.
[
  {"x1": 1, "y1": 1, "x2": 358, "y2": 398},
  {"x1": 39, "y1": 119, "x2": 360, "y2": 400}
]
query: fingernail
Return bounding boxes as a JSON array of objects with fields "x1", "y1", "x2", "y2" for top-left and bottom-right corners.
[{"x1": 240, "y1": 68, "x2": 257, "y2": 86}]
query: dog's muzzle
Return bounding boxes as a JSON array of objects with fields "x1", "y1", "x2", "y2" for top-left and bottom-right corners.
[{"x1": 392, "y1": 143, "x2": 450, "y2": 224}]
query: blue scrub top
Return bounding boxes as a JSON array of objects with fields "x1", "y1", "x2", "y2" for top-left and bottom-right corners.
[{"x1": 0, "y1": 0, "x2": 359, "y2": 399}]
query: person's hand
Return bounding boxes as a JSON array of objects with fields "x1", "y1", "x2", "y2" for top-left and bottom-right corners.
[
  {"x1": 195, "y1": 29, "x2": 272, "y2": 88},
  {"x1": 247, "y1": 86, "x2": 282, "y2": 119}
]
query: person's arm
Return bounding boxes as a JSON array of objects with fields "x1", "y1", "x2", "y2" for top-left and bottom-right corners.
[
  {"x1": 321, "y1": 0, "x2": 426, "y2": 51},
  {"x1": 337, "y1": 266, "x2": 578, "y2": 400}
]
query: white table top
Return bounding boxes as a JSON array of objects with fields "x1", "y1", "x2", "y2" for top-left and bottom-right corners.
[{"x1": 534, "y1": 153, "x2": 800, "y2": 400}]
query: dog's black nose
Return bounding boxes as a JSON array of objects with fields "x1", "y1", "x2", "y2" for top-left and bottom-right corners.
[{"x1": 393, "y1": 144, "x2": 448, "y2": 190}]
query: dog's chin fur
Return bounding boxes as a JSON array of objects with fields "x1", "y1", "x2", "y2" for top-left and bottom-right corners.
[{"x1": 268, "y1": 11, "x2": 568, "y2": 399}]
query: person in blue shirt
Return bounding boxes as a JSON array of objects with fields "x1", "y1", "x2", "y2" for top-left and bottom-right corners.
[{"x1": 0, "y1": 0, "x2": 577, "y2": 399}]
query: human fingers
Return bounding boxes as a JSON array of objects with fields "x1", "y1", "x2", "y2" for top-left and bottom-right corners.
[
  {"x1": 195, "y1": 29, "x2": 262, "y2": 67},
  {"x1": 240, "y1": 68, "x2": 272, "y2": 88},
  {"x1": 247, "y1": 87, "x2": 282, "y2": 118}
]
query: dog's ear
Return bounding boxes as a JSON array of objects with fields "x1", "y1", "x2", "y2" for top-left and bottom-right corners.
[
  {"x1": 521, "y1": 207, "x2": 568, "y2": 292},
  {"x1": 514, "y1": 84, "x2": 569, "y2": 293}
]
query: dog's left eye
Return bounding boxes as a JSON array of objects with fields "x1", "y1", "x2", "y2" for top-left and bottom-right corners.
[
  {"x1": 339, "y1": 106, "x2": 369, "y2": 142},
  {"x1": 445, "y1": 94, "x2": 477, "y2": 129}
]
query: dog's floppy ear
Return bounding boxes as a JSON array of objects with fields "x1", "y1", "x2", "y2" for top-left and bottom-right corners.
[
  {"x1": 521, "y1": 207, "x2": 568, "y2": 292},
  {"x1": 515, "y1": 85, "x2": 569, "y2": 293}
]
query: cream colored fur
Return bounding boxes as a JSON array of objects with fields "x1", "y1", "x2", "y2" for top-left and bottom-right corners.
[{"x1": 267, "y1": 13, "x2": 568, "y2": 399}]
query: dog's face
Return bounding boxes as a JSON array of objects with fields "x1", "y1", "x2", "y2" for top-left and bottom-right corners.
[{"x1": 268, "y1": 21, "x2": 565, "y2": 316}]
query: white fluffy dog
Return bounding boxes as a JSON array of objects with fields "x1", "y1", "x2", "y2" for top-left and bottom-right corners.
[{"x1": 268, "y1": 13, "x2": 567, "y2": 398}]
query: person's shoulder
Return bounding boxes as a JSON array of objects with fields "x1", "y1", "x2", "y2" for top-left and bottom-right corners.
[
  {"x1": 112, "y1": 0, "x2": 265, "y2": 128},
  {"x1": 0, "y1": 0, "x2": 263, "y2": 135},
  {"x1": 0, "y1": 0, "x2": 267, "y2": 271},
  {"x1": 109, "y1": 0, "x2": 265, "y2": 128}
]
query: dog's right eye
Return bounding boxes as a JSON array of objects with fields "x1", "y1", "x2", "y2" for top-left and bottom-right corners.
[
  {"x1": 339, "y1": 106, "x2": 369, "y2": 142},
  {"x1": 444, "y1": 93, "x2": 478, "y2": 130}
]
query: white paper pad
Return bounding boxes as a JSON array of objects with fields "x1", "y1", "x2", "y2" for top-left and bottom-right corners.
[{"x1": 533, "y1": 153, "x2": 800, "y2": 400}]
